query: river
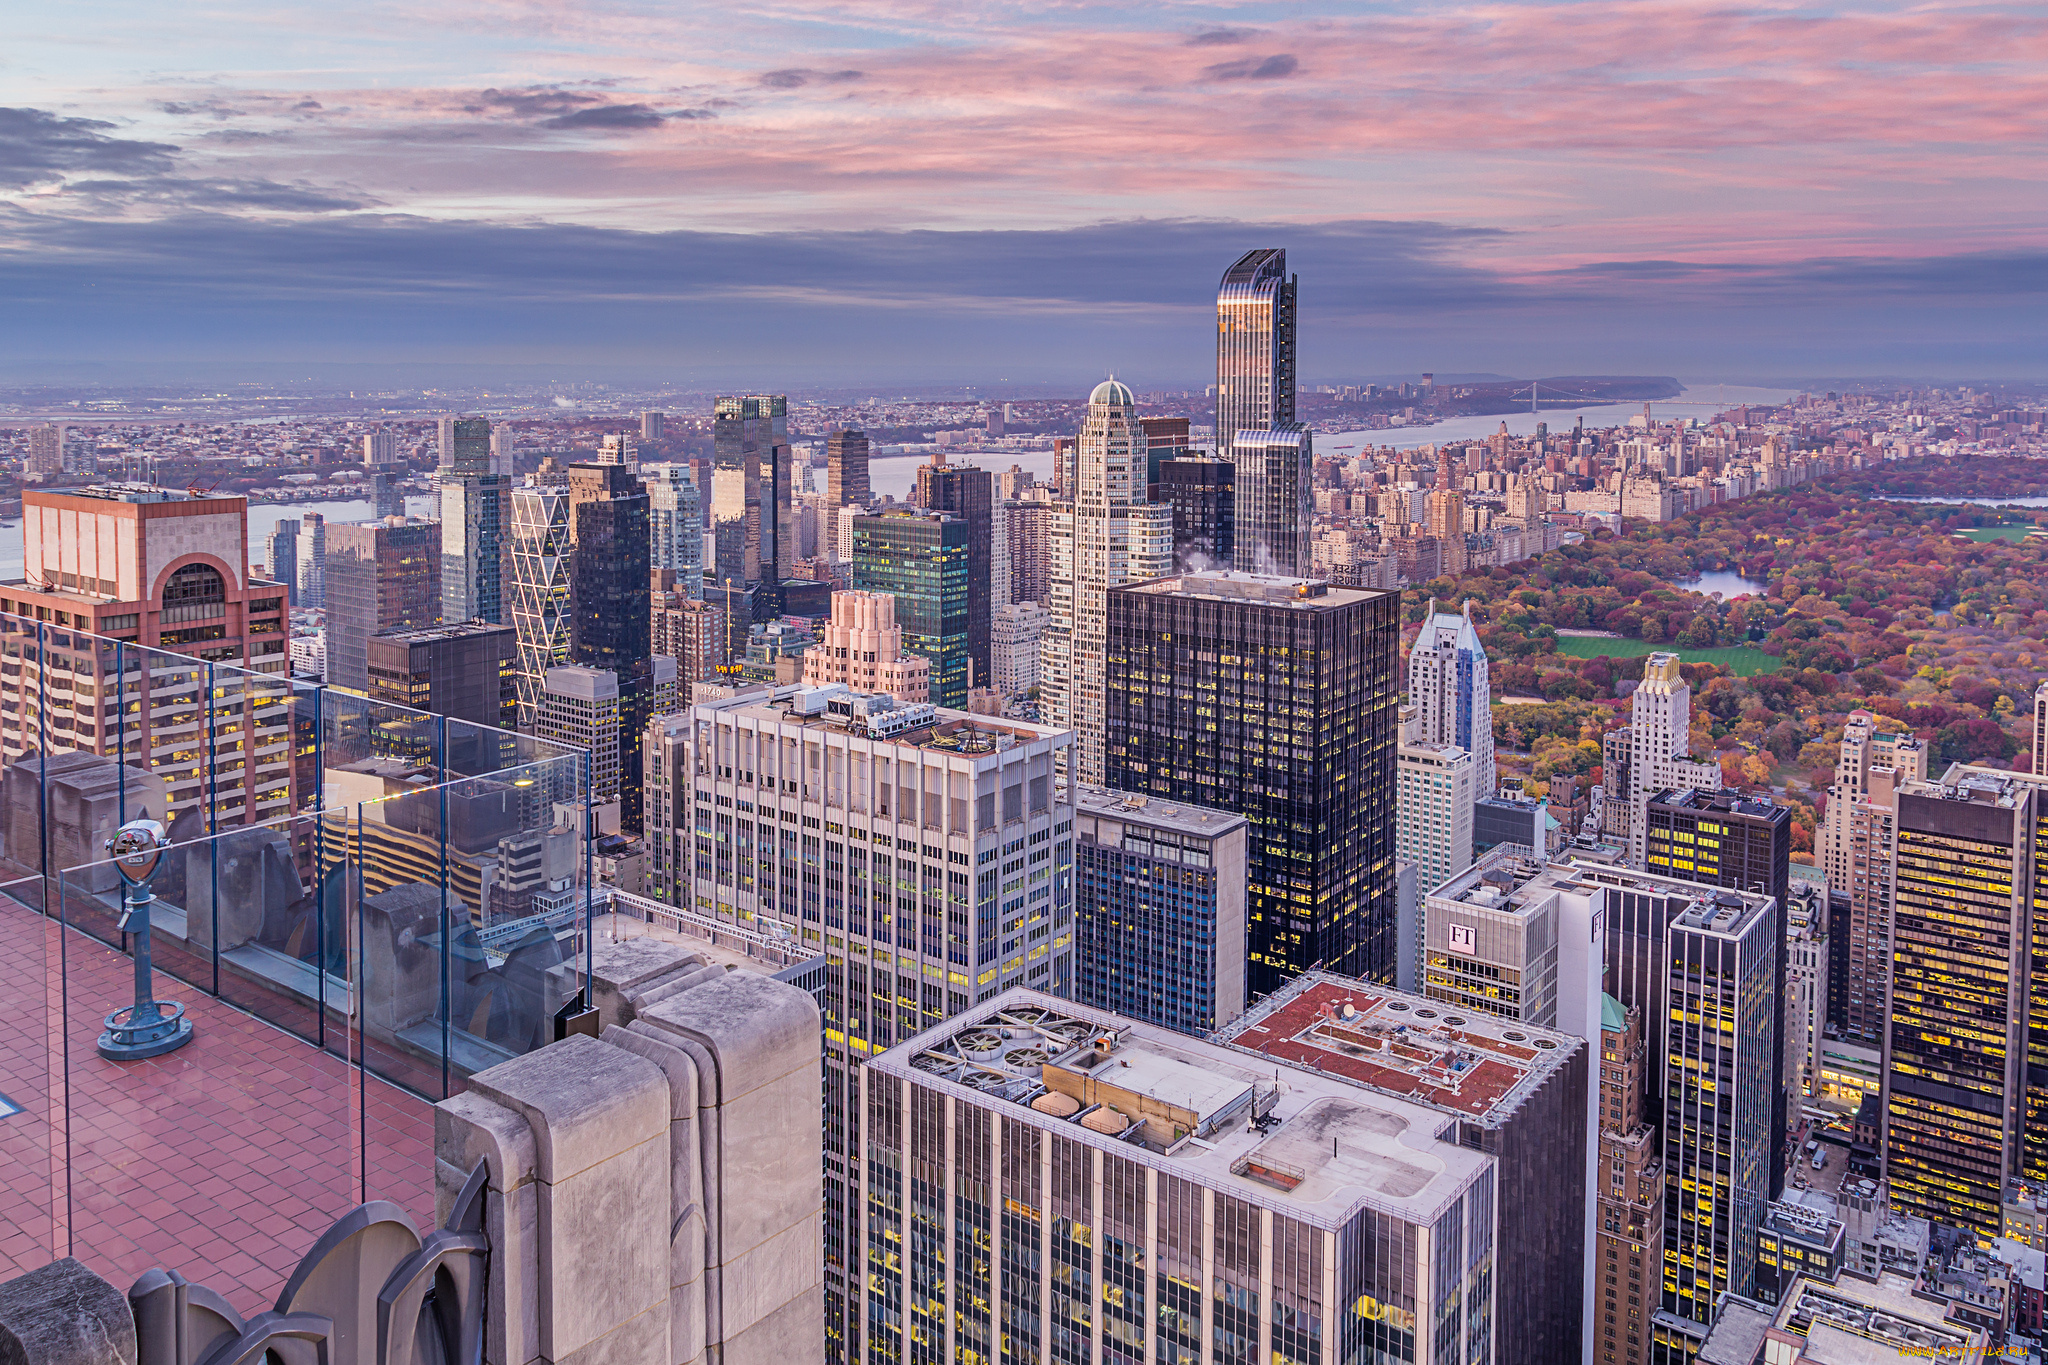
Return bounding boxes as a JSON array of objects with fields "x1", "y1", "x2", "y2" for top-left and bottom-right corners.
[
  {"x1": 1318, "y1": 383, "x2": 1804, "y2": 457},
  {"x1": 862, "y1": 383, "x2": 1805, "y2": 501}
]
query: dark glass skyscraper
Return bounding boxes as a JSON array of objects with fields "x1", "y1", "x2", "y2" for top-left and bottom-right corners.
[
  {"x1": 851, "y1": 509, "x2": 971, "y2": 708},
  {"x1": 439, "y1": 415, "x2": 510, "y2": 625},
  {"x1": 1105, "y1": 571, "x2": 1399, "y2": 996},
  {"x1": 438, "y1": 415, "x2": 491, "y2": 470},
  {"x1": 711, "y1": 395, "x2": 793, "y2": 598},
  {"x1": 913, "y1": 462, "x2": 993, "y2": 688},
  {"x1": 827, "y1": 428, "x2": 870, "y2": 510},
  {"x1": 1215, "y1": 249, "x2": 1299, "y2": 573},
  {"x1": 1156, "y1": 457, "x2": 1234, "y2": 569},
  {"x1": 566, "y1": 462, "x2": 654, "y2": 830},
  {"x1": 1645, "y1": 786, "x2": 1792, "y2": 1198},
  {"x1": 1883, "y1": 768, "x2": 2034, "y2": 1243}
]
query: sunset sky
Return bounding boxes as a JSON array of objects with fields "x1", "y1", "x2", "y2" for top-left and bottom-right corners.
[{"x1": 5, "y1": 0, "x2": 2044, "y2": 384}]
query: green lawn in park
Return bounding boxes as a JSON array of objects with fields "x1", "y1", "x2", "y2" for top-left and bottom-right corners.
[
  {"x1": 1956, "y1": 525, "x2": 2035, "y2": 543},
  {"x1": 1548, "y1": 635, "x2": 1784, "y2": 676}
]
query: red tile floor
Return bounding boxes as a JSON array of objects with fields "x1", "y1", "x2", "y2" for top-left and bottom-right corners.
[{"x1": 0, "y1": 892, "x2": 435, "y2": 1318}]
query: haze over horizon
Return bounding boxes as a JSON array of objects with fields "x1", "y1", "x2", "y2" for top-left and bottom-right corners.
[{"x1": 6, "y1": 0, "x2": 2045, "y2": 382}]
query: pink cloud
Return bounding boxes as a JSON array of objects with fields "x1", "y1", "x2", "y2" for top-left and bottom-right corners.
[{"x1": 59, "y1": 0, "x2": 2048, "y2": 271}]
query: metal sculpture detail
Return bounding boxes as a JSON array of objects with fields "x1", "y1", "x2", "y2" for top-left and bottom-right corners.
[
  {"x1": 130, "y1": 1160, "x2": 490, "y2": 1365},
  {"x1": 98, "y1": 817, "x2": 193, "y2": 1060}
]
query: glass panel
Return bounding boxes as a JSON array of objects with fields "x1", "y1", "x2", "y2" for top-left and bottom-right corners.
[
  {"x1": 0, "y1": 603, "x2": 588, "y2": 1300},
  {"x1": 0, "y1": 870, "x2": 56, "y2": 1279}
]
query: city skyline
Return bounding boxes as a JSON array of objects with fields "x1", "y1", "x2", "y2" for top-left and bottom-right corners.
[{"x1": 3, "y1": 0, "x2": 2048, "y2": 1351}]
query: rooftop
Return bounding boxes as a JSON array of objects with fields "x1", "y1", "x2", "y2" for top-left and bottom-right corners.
[
  {"x1": 1423, "y1": 844, "x2": 1563, "y2": 921},
  {"x1": 1213, "y1": 973, "x2": 1583, "y2": 1127},
  {"x1": 870, "y1": 989, "x2": 1490, "y2": 1229},
  {"x1": 1119, "y1": 570, "x2": 1391, "y2": 609},
  {"x1": 1648, "y1": 786, "x2": 1789, "y2": 823},
  {"x1": 373, "y1": 619, "x2": 514, "y2": 645},
  {"x1": 700, "y1": 682, "x2": 1067, "y2": 754},
  {"x1": 30, "y1": 483, "x2": 242, "y2": 506},
  {"x1": 1777, "y1": 1272, "x2": 1981, "y2": 1360},
  {"x1": 1072, "y1": 785, "x2": 1247, "y2": 842}
]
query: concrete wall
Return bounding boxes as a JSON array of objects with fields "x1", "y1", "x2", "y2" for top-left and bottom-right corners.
[{"x1": 437, "y1": 938, "x2": 824, "y2": 1365}]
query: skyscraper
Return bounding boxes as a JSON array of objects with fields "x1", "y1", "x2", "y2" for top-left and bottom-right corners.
[
  {"x1": 509, "y1": 480, "x2": 572, "y2": 727},
  {"x1": 1396, "y1": 735, "x2": 1477, "y2": 892},
  {"x1": 913, "y1": 461, "x2": 995, "y2": 687},
  {"x1": 25, "y1": 424, "x2": 64, "y2": 479},
  {"x1": 1138, "y1": 413, "x2": 1191, "y2": 496},
  {"x1": 1656, "y1": 885, "x2": 1780, "y2": 1357},
  {"x1": 1214, "y1": 247, "x2": 1296, "y2": 458},
  {"x1": 1216, "y1": 248, "x2": 1302, "y2": 573},
  {"x1": 364, "y1": 619, "x2": 517, "y2": 729},
  {"x1": 651, "y1": 687, "x2": 1076, "y2": 1365},
  {"x1": 1228, "y1": 425, "x2": 1313, "y2": 576},
  {"x1": 1216, "y1": 973, "x2": 1591, "y2": 1365},
  {"x1": 1069, "y1": 785, "x2": 1248, "y2": 1035},
  {"x1": 1883, "y1": 766, "x2": 2034, "y2": 1243},
  {"x1": 268, "y1": 517, "x2": 299, "y2": 607},
  {"x1": 439, "y1": 416, "x2": 510, "y2": 625},
  {"x1": 368, "y1": 470, "x2": 405, "y2": 520},
  {"x1": 643, "y1": 462, "x2": 704, "y2": 597},
  {"x1": 294, "y1": 511, "x2": 326, "y2": 609},
  {"x1": 534, "y1": 664, "x2": 624, "y2": 809},
  {"x1": 711, "y1": 394, "x2": 793, "y2": 597},
  {"x1": 867, "y1": 985, "x2": 1570, "y2": 1365},
  {"x1": 1004, "y1": 499, "x2": 1053, "y2": 605},
  {"x1": 1597, "y1": 995, "x2": 1665, "y2": 1365},
  {"x1": 1, "y1": 485, "x2": 295, "y2": 827},
  {"x1": 566, "y1": 462, "x2": 654, "y2": 831},
  {"x1": 1644, "y1": 786, "x2": 1792, "y2": 1200},
  {"x1": 1427, "y1": 459, "x2": 1468, "y2": 575},
  {"x1": 1041, "y1": 378, "x2": 1172, "y2": 782},
  {"x1": 650, "y1": 576, "x2": 726, "y2": 687},
  {"x1": 1156, "y1": 455, "x2": 1234, "y2": 569},
  {"x1": 826, "y1": 428, "x2": 870, "y2": 519},
  {"x1": 1106, "y1": 570, "x2": 1400, "y2": 994},
  {"x1": 439, "y1": 415, "x2": 491, "y2": 470},
  {"x1": 1820, "y1": 713, "x2": 1926, "y2": 1044},
  {"x1": 362, "y1": 430, "x2": 399, "y2": 465},
  {"x1": 851, "y1": 509, "x2": 970, "y2": 708},
  {"x1": 1624, "y1": 653, "x2": 1719, "y2": 866},
  {"x1": 640, "y1": 410, "x2": 665, "y2": 441},
  {"x1": 1408, "y1": 597, "x2": 1496, "y2": 797},
  {"x1": 322, "y1": 518, "x2": 441, "y2": 692}
]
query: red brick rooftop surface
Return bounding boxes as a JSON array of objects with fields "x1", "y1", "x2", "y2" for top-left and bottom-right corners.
[
  {"x1": 1221, "y1": 979, "x2": 1537, "y2": 1120},
  {"x1": 0, "y1": 892, "x2": 435, "y2": 1317}
]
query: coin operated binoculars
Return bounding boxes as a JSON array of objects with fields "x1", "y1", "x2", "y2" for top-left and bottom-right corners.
[{"x1": 96, "y1": 818, "x2": 194, "y2": 1061}]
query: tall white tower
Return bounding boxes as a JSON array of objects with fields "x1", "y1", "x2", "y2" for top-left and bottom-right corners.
[
  {"x1": 1408, "y1": 598, "x2": 1495, "y2": 797},
  {"x1": 1041, "y1": 377, "x2": 1171, "y2": 782},
  {"x1": 1626, "y1": 652, "x2": 1718, "y2": 866}
]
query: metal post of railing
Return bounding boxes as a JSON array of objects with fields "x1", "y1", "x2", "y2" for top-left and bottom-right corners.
[
  {"x1": 584, "y1": 748, "x2": 594, "y2": 1010},
  {"x1": 313, "y1": 681, "x2": 327, "y2": 1051},
  {"x1": 115, "y1": 640, "x2": 126, "y2": 825},
  {"x1": 355, "y1": 801, "x2": 367, "y2": 1204},
  {"x1": 438, "y1": 712, "x2": 451, "y2": 1100},
  {"x1": 36, "y1": 622, "x2": 49, "y2": 910},
  {"x1": 206, "y1": 662, "x2": 219, "y2": 996}
]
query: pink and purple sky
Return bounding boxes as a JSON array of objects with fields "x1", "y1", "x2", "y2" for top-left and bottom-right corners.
[{"x1": 4, "y1": 0, "x2": 2044, "y2": 384}]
